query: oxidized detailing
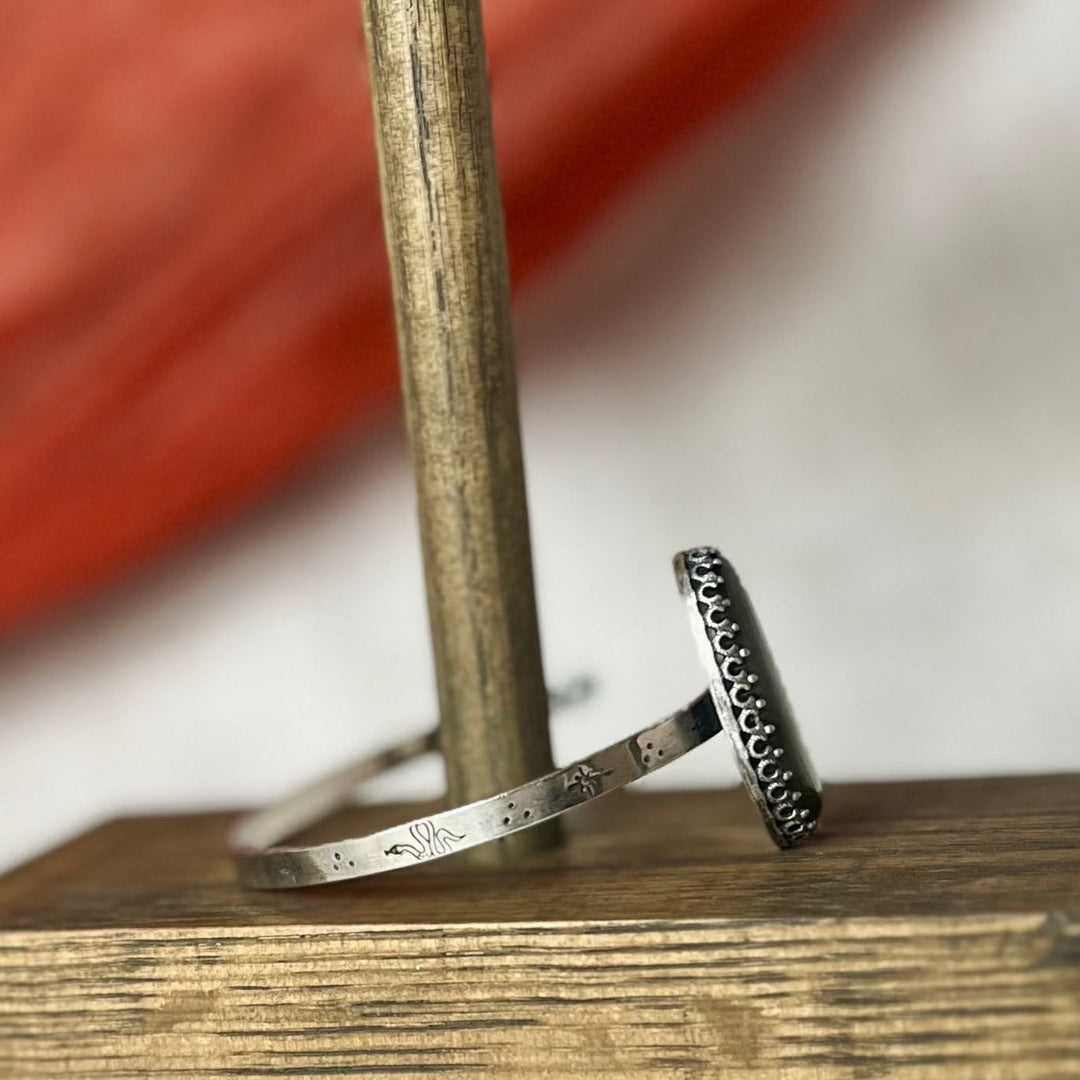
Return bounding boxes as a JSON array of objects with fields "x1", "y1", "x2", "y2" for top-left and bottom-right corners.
[
  {"x1": 565, "y1": 762, "x2": 611, "y2": 798},
  {"x1": 230, "y1": 686, "x2": 719, "y2": 888},
  {"x1": 230, "y1": 547, "x2": 819, "y2": 889},
  {"x1": 681, "y1": 547, "x2": 818, "y2": 846},
  {"x1": 384, "y1": 820, "x2": 466, "y2": 860}
]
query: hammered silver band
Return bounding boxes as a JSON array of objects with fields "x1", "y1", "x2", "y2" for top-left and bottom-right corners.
[{"x1": 231, "y1": 692, "x2": 721, "y2": 888}]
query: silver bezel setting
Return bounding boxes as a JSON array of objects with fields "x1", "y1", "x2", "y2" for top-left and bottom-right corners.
[{"x1": 675, "y1": 546, "x2": 821, "y2": 848}]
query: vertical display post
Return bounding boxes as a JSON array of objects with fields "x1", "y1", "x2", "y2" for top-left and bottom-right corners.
[{"x1": 361, "y1": 0, "x2": 559, "y2": 859}]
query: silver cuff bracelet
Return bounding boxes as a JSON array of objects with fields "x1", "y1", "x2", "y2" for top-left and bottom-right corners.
[{"x1": 230, "y1": 546, "x2": 822, "y2": 888}]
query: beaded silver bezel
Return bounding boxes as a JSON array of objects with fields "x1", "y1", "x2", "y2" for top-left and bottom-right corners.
[{"x1": 675, "y1": 546, "x2": 822, "y2": 848}]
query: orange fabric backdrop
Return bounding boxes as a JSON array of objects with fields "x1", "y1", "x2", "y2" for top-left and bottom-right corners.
[{"x1": 0, "y1": 0, "x2": 852, "y2": 632}]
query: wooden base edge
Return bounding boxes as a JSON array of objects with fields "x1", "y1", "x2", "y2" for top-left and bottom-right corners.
[{"x1": 1, "y1": 777, "x2": 1078, "y2": 1077}]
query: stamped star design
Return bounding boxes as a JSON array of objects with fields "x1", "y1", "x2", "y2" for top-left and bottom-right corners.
[{"x1": 565, "y1": 762, "x2": 611, "y2": 799}]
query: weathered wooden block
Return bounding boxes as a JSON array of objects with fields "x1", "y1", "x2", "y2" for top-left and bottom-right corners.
[{"x1": 1, "y1": 776, "x2": 1078, "y2": 1078}]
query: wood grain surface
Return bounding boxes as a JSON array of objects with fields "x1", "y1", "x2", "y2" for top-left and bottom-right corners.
[
  {"x1": 360, "y1": 0, "x2": 556, "y2": 860},
  {"x1": 1, "y1": 776, "x2": 1078, "y2": 1077}
]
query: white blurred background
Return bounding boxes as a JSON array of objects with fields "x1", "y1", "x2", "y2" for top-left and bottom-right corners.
[{"x1": 2, "y1": 0, "x2": 1079, "y2": 873}]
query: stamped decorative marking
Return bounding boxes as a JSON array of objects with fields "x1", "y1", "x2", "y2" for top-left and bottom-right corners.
[
  {"x1": 565, "y1": 762, "x2": 612, "y2": 799},
  {"x1": 384, "y1": 820, "x2": 466, "y2": 861},
  {"x1": 330, "y1": 851, "x2": 357, "y2": 874},
  {"x1": 689, "y1": 703, "x2": 722, "y2": 743}
]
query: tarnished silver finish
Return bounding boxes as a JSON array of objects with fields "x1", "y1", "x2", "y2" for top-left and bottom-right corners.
[
  {"x1": 232, "y1": 547, "x2": 822, "y2": 889},
  {"x1": 675, "y1": 546, "x2": 822, "y2": 848},
  {"x1": 231, "y1": 693, "x2": 720, "y2": 888}
]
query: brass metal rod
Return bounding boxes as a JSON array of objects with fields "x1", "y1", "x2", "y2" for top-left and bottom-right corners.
[{"x1": 361, "y1": 0, "x2": 558, "y2": 859}]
